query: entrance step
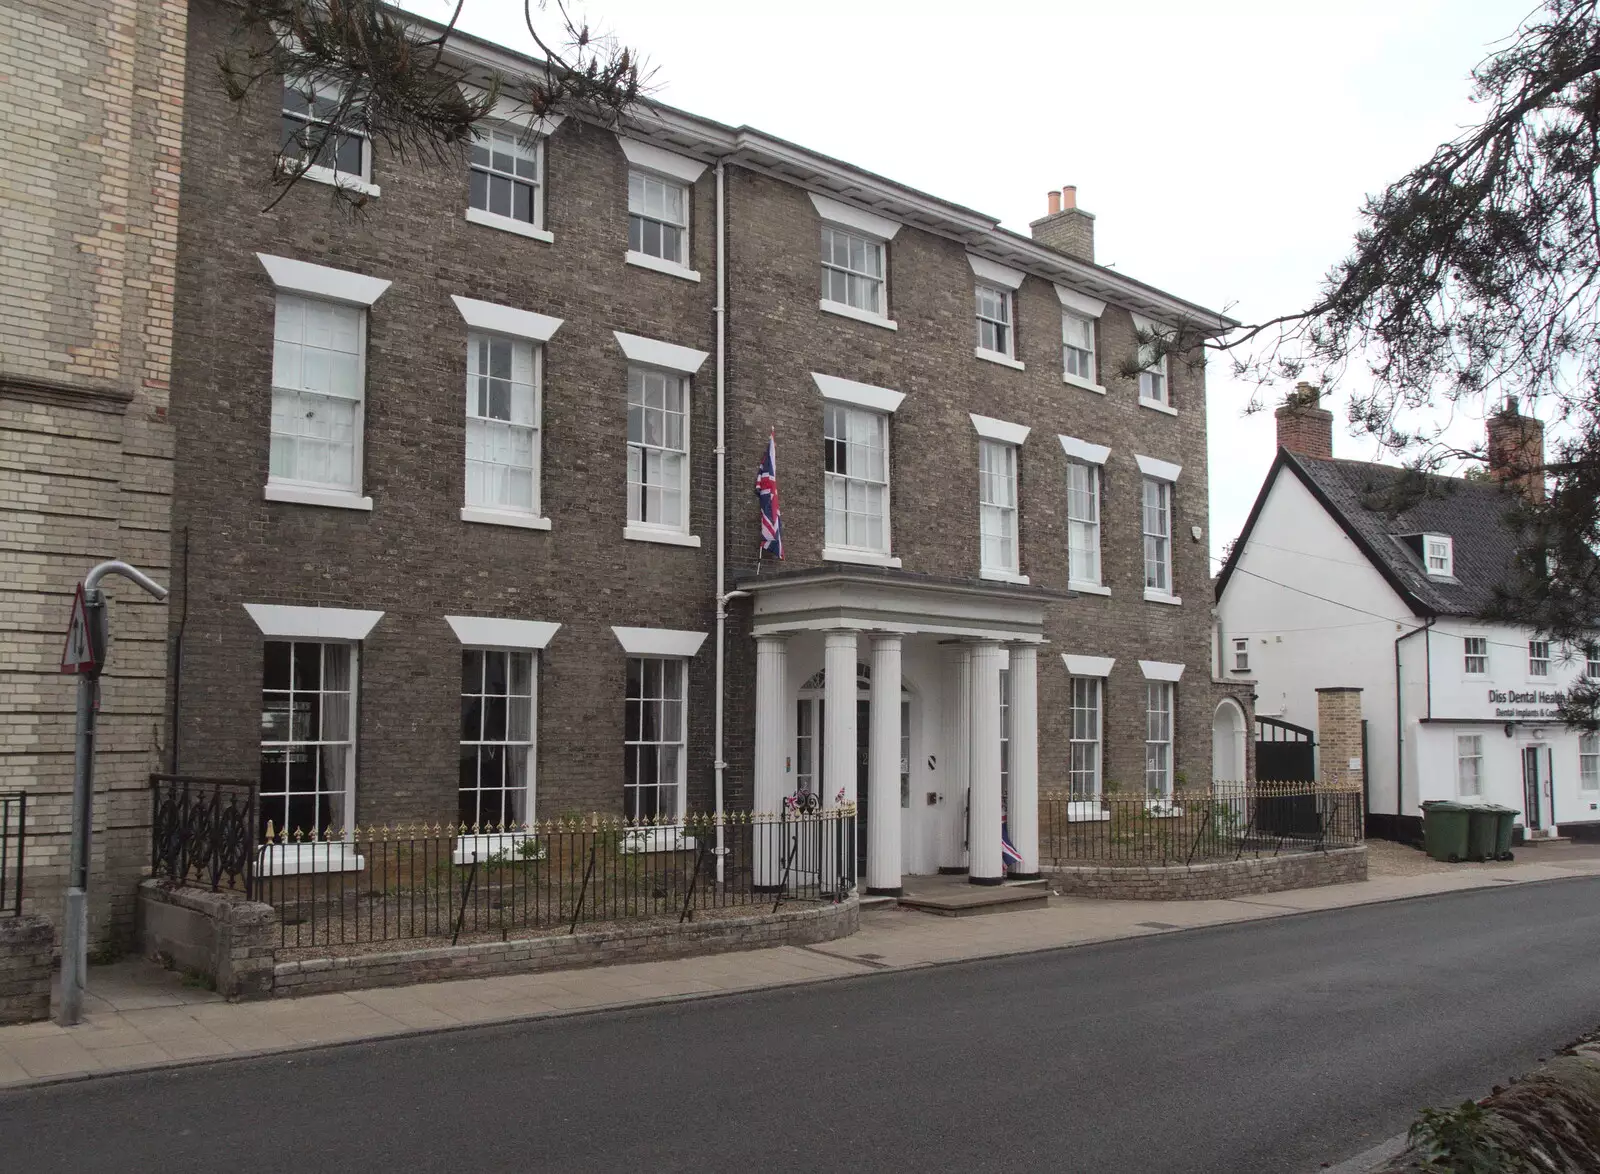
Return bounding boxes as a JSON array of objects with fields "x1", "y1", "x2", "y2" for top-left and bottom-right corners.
[
  {"x1": 896, "y1": 877, "x2": 1049, "y2": 918},
  {"x1": 858, "y1": 893, "x2": 899, "y2": 910}
]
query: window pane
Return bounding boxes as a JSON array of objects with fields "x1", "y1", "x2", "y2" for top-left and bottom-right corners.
[{"x1": 259, "y1": 639, "x2": 355, "y2": 840}]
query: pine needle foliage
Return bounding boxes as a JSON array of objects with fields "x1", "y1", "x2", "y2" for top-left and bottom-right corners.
[{"x1": 218, "y1": 0, "x2": 652, "y2": 213}]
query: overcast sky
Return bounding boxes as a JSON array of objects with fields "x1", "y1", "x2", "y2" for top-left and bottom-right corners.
[{"x1": 411, "y1": 0, "x2": 1534, "y2": 569}]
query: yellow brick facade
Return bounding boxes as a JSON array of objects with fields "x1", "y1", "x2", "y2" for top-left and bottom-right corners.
[{"x1": 0, "y1": 0, "x2": 186, "y2": 947}]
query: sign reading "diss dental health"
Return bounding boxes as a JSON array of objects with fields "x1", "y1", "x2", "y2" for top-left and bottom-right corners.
[{"x1": 1487, "y1": 688, "x2": 1566, "y2": 720}]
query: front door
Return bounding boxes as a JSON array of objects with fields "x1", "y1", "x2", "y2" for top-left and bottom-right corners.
[
  {"x1": 1523, "y1": 746, "x2": 1543, "y2": 831},
  {"x1": 796, "y1": 673, "x2": 914, "y2": 879}
]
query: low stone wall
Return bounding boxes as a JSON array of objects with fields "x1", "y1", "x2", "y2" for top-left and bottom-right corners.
[
  {"x1": 1045, "y1": 846, "x2": 1367, "y2": 900},
  {"x1": 275, "y1": 900, "x2": 859, "y2": 999},
  {"x1": 136, "y1": 880, "x2": 277, "y2": 1000},
  {"x1": 0, "y1": 914, "x2": 54, "y2": 1025},
  {"x1": 136, "y1": 878, "x2": 858, "y2": 1000}
]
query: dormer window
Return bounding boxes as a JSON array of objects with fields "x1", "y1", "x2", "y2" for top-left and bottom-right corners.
[{"x1": 1424, "y1": 534, "x2": 1453, "y2": 577}]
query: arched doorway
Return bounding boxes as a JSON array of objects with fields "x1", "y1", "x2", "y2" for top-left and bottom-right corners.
[
  {"x1": 1213, "y1": 698, "x2": 1247, "y2": 785},
  {"x1": 796, "y1": 664, "x2": 912, "y2": 876}
]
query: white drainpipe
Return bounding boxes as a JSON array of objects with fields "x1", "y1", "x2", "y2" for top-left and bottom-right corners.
[{"x1": 712, "y1": 159, "x2": 729, "y2": 886}]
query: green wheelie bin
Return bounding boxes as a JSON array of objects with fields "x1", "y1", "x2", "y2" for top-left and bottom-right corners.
[
  {"x1": 1421, "y1": 799, "x2": 1472, "y2": 862},
  {"x1": 1485, "y1": 804, "x2": 1517, "y2": 860},
  {"x1": 1465, "y1": 804, "x2": 1499, "y2": 862}
]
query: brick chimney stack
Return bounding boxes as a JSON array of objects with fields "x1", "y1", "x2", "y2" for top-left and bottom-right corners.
[
  {"x1": 1274, "y1": 382, "x2": 1334, "y2": 460},
  {"x1": 1486, "y1": 397, "x2": 1546, "y2": 503},
  {"x1": 1030, "y1": 185, "x2": 1095, "y2": 264}
]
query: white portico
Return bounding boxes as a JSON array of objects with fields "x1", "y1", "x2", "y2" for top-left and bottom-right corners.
[{"x1": 741, "y1": 568, "x2": 1053, "y2": 893}]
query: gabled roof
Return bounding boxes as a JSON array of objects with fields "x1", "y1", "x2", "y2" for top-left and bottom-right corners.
[{"x1": 1214, "y1": 448, "x2": 1525, "y2": 618}]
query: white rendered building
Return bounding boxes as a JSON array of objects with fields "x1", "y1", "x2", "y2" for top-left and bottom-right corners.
[{"x1": 1216, "y1": 391, "x2": 1593, "y2": 841}]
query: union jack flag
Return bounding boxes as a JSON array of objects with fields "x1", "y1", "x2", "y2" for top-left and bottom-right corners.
[
  {"x1": 755, "y1": 430, "x2": 783, "y2": 559},
  {"x1": 1001, "y1": 823, "x2": 1023, "y2": 868}
]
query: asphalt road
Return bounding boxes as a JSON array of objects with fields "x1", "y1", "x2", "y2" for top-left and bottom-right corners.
[{"x1": 6, "y1": 879, "x2": 1600, "y2": 1174}]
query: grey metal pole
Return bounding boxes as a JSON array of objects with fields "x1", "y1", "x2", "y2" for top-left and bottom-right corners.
[
  {"x1": 58, "y1": 561, "x2": 167, "y2": 1028},
  {"x1": 59, "y1": 667, "x2": 98, "y2": 1026}
]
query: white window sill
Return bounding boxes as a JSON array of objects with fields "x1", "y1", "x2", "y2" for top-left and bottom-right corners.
[
  {"x1": 465, "y1": 206, "x2": 553, "y2": 243},
  {"x1": 975, "y1": 348, "x2": 1025, "y2": 371},
  {"x1": 1066, "y1": 801, "x2": 1110, "y2": 823},
  {"x1": 824, "y1": 547, "x2": 902, "y2": 569},
  {"x1": 265, "y1": 484, "x2": 373, "y2": 511},
  {"x1": 1069, "y1": 580, "x2": 1111, "y2": 596},
  {"x1": 461, "y1": 506, "x2": 552, "y2": 530},
  {"x1": 620, "y1": 826, "x2": 697, "y2": 854},
  {"x1": 980, "y1": 568, "x2": 1030, "y2": 584},
  {"x1": 625, "y1": 250, "x2": 701, "y2": 282},
  {"x1": 285, "y1": 160, "x2": 381, "y2": 199},
  {"x1": 1145, "y1": 801, "x2": 1185, "y2": 818},
  {"x1": 1144, "y1": 589, "x2": 1183, "y2": 606},
  {"x1": 819, "y1": 300, "x2": 897, "y2": 331},
  {"x1": 258, "y1": 842, "x2": 365, "y2": 877},
  {"x1": 625, "y1": 525, "x2": 702, "y2": 548},
  {"x1": 1063, "y1": 373, "x2": 1107, "y2": 394},
  {"x1": 1139, "y1": 397, "x2": 1178, "y2": 417},
  {"x1": 453, "y1": 831, "x2": 546, "y2": 866}
]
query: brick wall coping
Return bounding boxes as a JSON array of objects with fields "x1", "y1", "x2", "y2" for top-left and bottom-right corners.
[
  {"x1": 1044, "y1": 847, "x2": 1368, "y2": 901},
  {"x1": 272, "y1": 898, "x2": 859, "y2": 998}
]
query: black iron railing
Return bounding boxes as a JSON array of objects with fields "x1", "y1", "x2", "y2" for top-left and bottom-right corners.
[
  {"x1": 0, "y1": 791, "x2": 24, "y2": 917},
  {"x1": 150, "y1": 774, "x2": 259, "y2": 893},
  {"x1": 259, "y1": 810, "x2": 856, "y2": 951},
  {"x1": 1039, "y1": 783, "x2": 1363, "y2": 868},
  {"x1": 149, "y1": 784, "x2": 857, "y2": 950}
]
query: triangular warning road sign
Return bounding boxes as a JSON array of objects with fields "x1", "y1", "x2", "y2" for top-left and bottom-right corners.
[{"x1": 61, "y1": 583, "x2": 99, "y2": 675}]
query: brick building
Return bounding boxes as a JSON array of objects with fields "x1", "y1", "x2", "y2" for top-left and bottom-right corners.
[
  {"x1": 1, "y1": 0, "x2": 186, "y2": 944},
  {"x1": 168, "y1": 1, "x2": 1240, "y2": 895}
]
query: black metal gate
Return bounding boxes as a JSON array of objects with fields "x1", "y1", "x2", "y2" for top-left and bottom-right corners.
[
  {"x1": 1255, "y1": 717, "x2": 1318, "y2": 838},
  {"x1": 1256, "y1": 717, "x2": 1315, "y2": 783}
]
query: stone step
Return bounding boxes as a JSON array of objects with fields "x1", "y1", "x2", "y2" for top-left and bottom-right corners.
[{"x1": 896, "y1": 885, "x2": 1049, "y2": 918}]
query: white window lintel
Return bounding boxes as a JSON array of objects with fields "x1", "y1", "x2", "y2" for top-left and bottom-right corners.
[
  {"x1": 243, "y1": 603, "x2": 384, "y2": 641},
  {"x1": 1135, "y1": 454, "x2": 1183, "y2": 482},
  {"x1": 614, "y1": 331, "x2": 709, "y2": 374},
  {"x1": 616, "y1": 135, "x2": 708, "y2": 184},
  {"x1": 1139, "y1": 660, "x2": 1186, "y2": 682},
  {"x1": 452, "y1": 295, "x2": 563, "y2": 343},
  {"x1": 808, "y1": 192, "x2": 902, "y2": 240},
  {"x1": 812, "y1": 372, "x2": 904, "y2": 413},
  {"x1": 1056, "y1": 286, "x2": 1107, "y2": 318},
  {"x1": 1060, "y1": 435, "x2": 1111, "y2": 465},
  {"x1": 967, "y1": 254, "x2": 1025, "y2": 290},
  {"x1": 1063, "y1": 654, "x2": 1115, "y2": 677},
  {"x1": 445, "y1": 615, "x2": 560, "y2": 650},
  {"x1": 970, "y1": 414, "x2": 1030, "y2": 446},
  {"x1": 612, "y1": 626, "x2": 708, "y2": 658},
  {"x1": 257, "y1": 254, "x2": 390, "y2": 306}
]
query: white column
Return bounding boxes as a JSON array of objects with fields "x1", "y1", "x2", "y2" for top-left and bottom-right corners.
[
  {"x1": 942, "y1": 643, "x2": 972, "y2": 872},
  {"x1": 752, "y1": 634, "x2": 788, "y2": 890},
  {"x1": 822, "y1": 629, "x2": 858, "y2": 891},
  {"x1": 968, "y1": 640, "x2": 1005, "y2": 885},
  {"x1": 1008, "y1": 643, "x2": 1040, "y2": 879},
  {"x1": 867, "y1": 633, "x2": 903, "y2": 895}
]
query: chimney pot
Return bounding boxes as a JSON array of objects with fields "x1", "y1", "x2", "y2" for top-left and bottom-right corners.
[
  {"x1": 1029, "y1": 185, "x2": 1094, "y2": 263},
  {"x1": 1275, "y1": 383, "x2": 1334, "y2": 460}
]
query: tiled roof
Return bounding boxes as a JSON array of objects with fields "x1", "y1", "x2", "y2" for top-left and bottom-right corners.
[
  {"x1": 1216, "y1": 448, "x2": 1527, "y2": 617},
  {"x1": 1284, "y1": 451, "x2": 1525, "y2": 616}
]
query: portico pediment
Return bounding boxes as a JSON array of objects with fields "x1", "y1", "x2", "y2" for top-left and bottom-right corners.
[{"x1": 736, "y1": 567, "x2": 1059, "y2": 643}]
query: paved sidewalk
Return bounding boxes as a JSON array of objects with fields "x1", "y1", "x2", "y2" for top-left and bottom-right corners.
[{"x1": 5, "y1": 847, "x2": 1599, "y2": 1091}]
